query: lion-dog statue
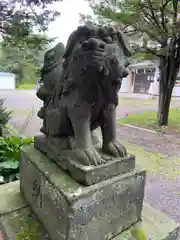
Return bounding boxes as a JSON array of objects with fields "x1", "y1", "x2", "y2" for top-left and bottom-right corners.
[{"x1": 36, "y1": 25, "x2": 131, "y2": 166}]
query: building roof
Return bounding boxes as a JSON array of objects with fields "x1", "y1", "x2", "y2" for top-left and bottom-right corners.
[{"x1": 129, "y1": 61, "x2": 158, "y2": 69}]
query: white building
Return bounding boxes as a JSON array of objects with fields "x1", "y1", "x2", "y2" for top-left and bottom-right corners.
[
  {"x1": 0, "y1": 72, "x2": 16, "y2": 90},
  {"x1": 120, "y1": 61, "x2": 180, "y2": 97}
]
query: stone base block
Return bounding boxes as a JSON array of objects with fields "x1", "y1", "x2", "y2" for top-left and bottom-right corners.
[
  {"x1": 34, "y1": 135, "x2": 135, "y2": 186},
  {"x1": 0, "y1": 181, "x2": 179, "y2": 240},
  {"x1": 0, "y1": 181, "x2": 48, "y2": 240},
  {"x1": 20, "y1": 145, "x2": 145, "y2": 240}
]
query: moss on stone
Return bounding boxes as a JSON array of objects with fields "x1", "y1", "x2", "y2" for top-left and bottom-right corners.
[
  {"x1": 0, "y1": 207, "x2": 48, "y2": 240},
  {"x1": 15, "y1": 214, "x2": 43, "y2": 240}
]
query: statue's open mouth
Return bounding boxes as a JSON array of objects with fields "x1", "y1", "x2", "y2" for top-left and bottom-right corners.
[
  {"x1": 75, "y1": 39, "x2": 128, "y2": 80},
  {"x1": 73, "y1": 38, "x2": 122, "y2": 75}
]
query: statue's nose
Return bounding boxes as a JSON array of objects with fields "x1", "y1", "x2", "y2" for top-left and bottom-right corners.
[{"x1": 82, "y1": 38, "x2": 105, "y2": 51}]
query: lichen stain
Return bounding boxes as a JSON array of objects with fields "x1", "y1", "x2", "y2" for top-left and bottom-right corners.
[
  {"x1": 122, "y1": 141, "x2": 180, "y2": 179},
  {"x1": 15, "y1": 214, "x2": 46, "y2": 240}
]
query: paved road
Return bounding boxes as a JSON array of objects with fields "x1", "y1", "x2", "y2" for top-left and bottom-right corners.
[
  {"x1": 1, "y1": 90, "x2": 42, "y2": 136},
  {"x1": 0, "y1": 90, "x2": 152, "y2": 136},
  {"x1": 1, "y1": 89, "x2": 180, "y2": 136}
]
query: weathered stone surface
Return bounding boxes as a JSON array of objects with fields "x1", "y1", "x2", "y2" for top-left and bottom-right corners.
[
  {"x1": 34, "y1": 135, "x2": 135, "y2": 186},
  {"x1": 114, "y1": 203, "x2": 180, "y2": 240},
  {"x1": 0, "y1": 207, "x2": 49, "y2": 240},
  {"x1": 0, "y1": 182, "x2": 179, "y2": 240},
  {"x1": 36, "y1": 25, "x2": 131, "y2": 167},
  {"x1": 20, "y1": 145, "x2": 145, "y2": 240},
  {"x1": 0, "y1": 181, "x2": 27, "y2": 216}
]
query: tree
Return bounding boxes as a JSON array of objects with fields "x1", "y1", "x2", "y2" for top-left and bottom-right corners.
[
  {"x1": 85, "y1": 0, "x2": 180, "y2": 126},
  {"x1": 0, "y1": 34, "x2": 56, "y2": 84},
  {"x1": 0, "y1": 0, "x2": 63, "y2": 82},
  {"x1": 0, "y1": 0, "x2": 62, "y2": 47}
]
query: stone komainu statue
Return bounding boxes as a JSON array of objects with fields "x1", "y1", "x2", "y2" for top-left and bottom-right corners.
[{"x1": 36, "y1": 25, "x2": 131, "y2": 166}]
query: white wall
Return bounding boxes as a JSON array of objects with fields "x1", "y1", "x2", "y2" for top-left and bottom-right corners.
[
  {"x1": 172, "y1": 85, "x2": 180, "y2": 97},
  {"x1": 148, "y1": 66, "x2": 159, "y2": 95},
  {"x1": 119, "y1": 64, "x2": 180, "y2": 97},
  {"x1": 148, "y1": 67, "x2": 180, "y2": 97},
  {"x1": 0, "y1": 75, "x2": 15, "y2": 90},
  {"x1": 119, "y1": 70, "x2": 132, "y2": 93}
]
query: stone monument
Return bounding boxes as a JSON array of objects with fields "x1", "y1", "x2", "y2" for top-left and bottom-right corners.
[{"x1": 12, "y1": 25, "x2": 179, "y2": 240}]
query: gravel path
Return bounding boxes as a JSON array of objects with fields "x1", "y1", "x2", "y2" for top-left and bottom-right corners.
[
  {"x1": 145, "y1": 172, "x2": 180, "y2": 223},
  {"x1": 117, "y1": 125, "x2": 180, "y2": 157},
  {"x1": 116, "y1": 126, "x2": 180, "y2": 224}
]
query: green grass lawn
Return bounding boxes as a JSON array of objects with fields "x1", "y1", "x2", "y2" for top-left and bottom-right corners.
[
  {"x1": 118, "y1": 108, "x2": 180, "y2": 135},
  {"x1": 17, "y1": 83, "x2": 36, "y2": 89}
]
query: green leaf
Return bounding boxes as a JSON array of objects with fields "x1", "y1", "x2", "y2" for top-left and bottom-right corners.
[
  {"x1": 0, "y1": 156, "x2": 13, "y2": 162},
  {"x1": 130, "y1": 227, "x2": 148, "y2": 240},
  {"x1": 0, "y1": 150, "x2": 7, "y2": 155},
  {"x1": 21, "y1": 137, "x2": 34, "y2": 145},
  {"x1": 5, "y1": 136, "x2": 21, "y2": 147},
  {"x1": 0, "y1": 161, "x2": 19, "y2": 169}
]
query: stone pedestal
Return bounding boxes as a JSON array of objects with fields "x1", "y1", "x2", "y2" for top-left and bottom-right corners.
[
  {"x1": 20, "y1": 145, "x2": 145, "y2": 240},
  {"x1": 34, "y1": 135, "x2": 136, "y2": 186},
  {"x1": 0, "y1": 181, "x2": 179, "y2": 239}
]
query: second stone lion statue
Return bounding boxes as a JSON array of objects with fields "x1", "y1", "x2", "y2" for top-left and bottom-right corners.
[{"x1": 36, "y1": 25, "x2": 131, "y2": 166}]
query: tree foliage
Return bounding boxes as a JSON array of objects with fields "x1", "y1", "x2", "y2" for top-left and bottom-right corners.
[
  {"x1": 85, "y1": 0, "x2": 180, "y2": 126},
  {"x1": 0, "y1": 34, "x2": 54, "y2": 84},
  {"x1": 85, "y1": 0, "x2": 180, "y2": 58},
  {"x1": 0, "y1": 0, "x2": 62, "y2": 47},
  {"x1": 0, "y1": 0, "x2": 63, "y2": 82}
]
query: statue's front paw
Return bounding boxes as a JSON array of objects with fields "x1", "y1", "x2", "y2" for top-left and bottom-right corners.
[
  {"x1": 102, "y1": 141, "x2": 127, "y2": 157},
  {"x1": 73, "y1": 148, "x2": 105, "y2": 166}
]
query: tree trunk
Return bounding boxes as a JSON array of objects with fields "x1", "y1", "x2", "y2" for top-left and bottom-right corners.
[
  {"x1": 158, "y1": 85, "x2": 173, "y2": 126},
  {"x1": 158, "y1": 58, "x2": 177, "y2": 127}
]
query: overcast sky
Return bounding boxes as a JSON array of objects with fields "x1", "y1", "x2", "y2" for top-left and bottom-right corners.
[{"x1": 47, "y1": 0, "x2": 93, "y2": 46}]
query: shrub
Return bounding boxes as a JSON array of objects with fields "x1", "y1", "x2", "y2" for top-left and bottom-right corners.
[
  {"x1": 0, "y1": 136, "x2": 33, "y2": 184},
  {"x1": 0, "y1": 98, "x2": 12, "y2": 135}
]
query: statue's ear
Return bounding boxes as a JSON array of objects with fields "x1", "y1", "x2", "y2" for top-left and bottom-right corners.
[
  {"x1": 116, "y1": 30, "x2": 131, "y2": 58},
  {"x1": 55, "y1": 42, "x2": 65, "y2": 57},
  {"x1": 63, "y1": 30, "x2": 79, "y2": 60}
]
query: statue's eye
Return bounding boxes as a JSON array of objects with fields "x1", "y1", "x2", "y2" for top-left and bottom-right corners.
[{"x1": 104, "y1": 36, "x2": 112, "y2": 43}]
